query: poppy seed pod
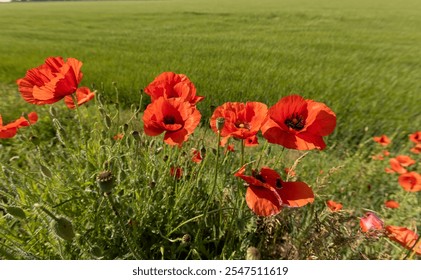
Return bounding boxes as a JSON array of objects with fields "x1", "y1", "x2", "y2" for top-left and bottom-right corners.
[
  {"x1": 97, "y1": 170, "x2": 114, "y2": 193},
  {"x1": 54, "y1": 217, "x2": 75, "y2": 241}
]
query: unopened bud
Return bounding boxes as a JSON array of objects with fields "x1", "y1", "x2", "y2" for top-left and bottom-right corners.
[{"x1": 54, "y1": 217, "x2": 75, "y2": 241}]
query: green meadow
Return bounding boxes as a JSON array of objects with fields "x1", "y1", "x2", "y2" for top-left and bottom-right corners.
[
  {"x1": 0, "y1": 0, "x2": 420, "y2": 260},
  {"x1": 1, "y1": 0, "x2": 421, "y2": 147}
]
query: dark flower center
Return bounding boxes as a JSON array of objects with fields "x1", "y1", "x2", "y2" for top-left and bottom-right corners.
[
  {"x1": 163, "y1": 115, "x2": 176, "y2": 125},
  {"x1": 253, "y1": 173, "x2": 266, "y2": 183},
  {"x1": 285, "y1": 114, "x2": 305, "y2": 131},
  {"x1": 235, "y1": 120, "x2": 250, "y2": 130},
  {"x1": 275, "y1": 178, "x2": 283, "y2": 189}
]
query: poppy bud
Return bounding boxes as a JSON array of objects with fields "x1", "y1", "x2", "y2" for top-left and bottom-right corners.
[
  {"x1": 54, "y1": 217, "x2": 75, "y2": 241},
  {"x1": 216, "y1": 117, "x2": 225, "y2": 132},
  {"x1": 123, "y1": 123, "x2": 129, "y2": 133},
  {"x1": 97, "y1": 170, "x2": 114, "y2": 193},
  {"x1": 246, "y1": 246, "x2": 261, "y2": 260},
  {"x1": 131, "y1": 131, "x2": 141, "y2": 141}
]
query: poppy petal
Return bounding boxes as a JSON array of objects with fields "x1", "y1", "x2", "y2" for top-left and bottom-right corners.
[
  {"x1": 276, "y1": 181, "x2": 314, "y2": 207},
  {"x1": 245, "y1": 186, "x2": 282, "y2": 217}
]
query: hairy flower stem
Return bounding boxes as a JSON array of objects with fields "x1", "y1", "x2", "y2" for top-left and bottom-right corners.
[
  {"x1": 106, "y1": 193, "x2": 142, "y2": 259},
  {"x1": 241, "y1": 139, "x2": 245, "y2": 166},
  {"x1": 71, "y1": 93, "x2": 88, "y2": 154},
  {"x1": 205, "y1": 130, "x2": 221, "y2": 215}
]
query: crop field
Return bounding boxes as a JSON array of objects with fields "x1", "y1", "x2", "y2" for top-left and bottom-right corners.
[{"x1": 0, "y1": 0, "x2": 420, "y2": 260}]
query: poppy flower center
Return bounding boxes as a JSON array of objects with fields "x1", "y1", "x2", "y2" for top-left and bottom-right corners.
[
  {"x1": 235, "y1": 121, "x2": 250, "y2": 130},
  {"x1": 253, "y1": 173, "x2": 266, "y2": 183},
  {"x1": 285, "y1": 114, "x2": 305, "y2": 131},
  {"x1": 163, "y1": 115, "x2": 176, "y2": 125}
]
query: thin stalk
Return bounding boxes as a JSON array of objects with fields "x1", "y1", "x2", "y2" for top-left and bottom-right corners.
[
  {"x1": 106, "y1": 193, "x2": 142, "y2": 259},
  {"x1": 206, "y1": 130, "x2": 221, "y2": 213},
  {"x1": 240, "y1": 139, "x2": 245, "y2": 166}
]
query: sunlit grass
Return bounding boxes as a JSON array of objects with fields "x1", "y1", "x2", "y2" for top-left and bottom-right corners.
[{"x1": 0, "y1": 0, "x2": 420, "y2": 148}]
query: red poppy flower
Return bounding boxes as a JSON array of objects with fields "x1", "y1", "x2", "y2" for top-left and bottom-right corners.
[
  {"x1": 225, "y1": 144, "x2": 235, "y2": 154},
  {"x1": 0, "y1": 112, "x2": 38, "y2": 139},
  {"x1": 144, "y1": 72, "x2": 204, "y2": 105},
  {"x1": 386, "y1": 158, "x2": 408, "y2": 174},
  {"x1": 398, "y1": 172, "x2": 421, "y2": 192},
  {"x1": 395, "y1": 155, "x2": 416, "y2": 167},
  {"x1": 210, "y1": 102, "x2": 268, "y2": 146},
  {"x1": 373, "y1": 135, "x2": 391, "y2": 146},
  {"x1": 261, "y1": 95, "x2": 336, "y2": 150},
  {"x1": 170, "y1": 167, "x2": 183, "y2": 179},
  {"x1": 385, "y1": 226, "x2": 421, "y2": 255},
  {"x1": 409, "y1": 131, "x2": 421, "y2": 144},
  {"x1": 384, "y1": 200, "x2": 399, "y2": 209},
  {"x1": 234, "y1": 165, "x2": 314, "y2": 216},
  {"x1": 326, "y1": 200, "x2": 343, "y2": 212},
  {"x1": 64, "y1": 87, "x2": 95, "y2": 109},
  {"x1": 244, "y1": 135, "x2": 259, "y2": 147},
  {"x1": 16, "y1": 57, "x2": 84, "y2": 105},
  {"x1": 113, "y1": 133, "x2": 124, "y2": 141},
  {"x1": 191, "y1": 148, "x2": 203, "y2": 163},
  {"x1": 143, "y1": 97, "x2": 201, "y2": 147},
  {"x1": 359, "y1": 212, "x2": 384, "y2": 233},
  {"x1": 410, "y1": 143, "x2": 421, "y2": 154}
]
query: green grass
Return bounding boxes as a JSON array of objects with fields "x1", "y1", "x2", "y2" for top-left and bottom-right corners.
[
  {"x1": 0, "y1": 0, "x2": 420, "y2": 260},
  {"x1": 0, "y1": 0, "x2": 420, "y2": 148}
]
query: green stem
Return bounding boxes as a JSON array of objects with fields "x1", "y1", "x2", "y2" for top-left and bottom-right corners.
[
  {"x1": 106, "y1": 194, "x2": 142, "y2": 259},
  {"x1": 206, "y1": 131, "x2": 221, "y2": 213},
  {"x1": 240, "y1": 139, "x2": 245, "y2": 166}
]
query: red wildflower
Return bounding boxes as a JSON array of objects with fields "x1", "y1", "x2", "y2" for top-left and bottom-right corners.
[
  {"x1": 384, "y1": 200, "x2": 400, "y2": 209},
  {"x1": 395, "y1": 155, "x2": 416, "y2": 167},
  {"x1": 261, "y1": 95, "x2": 336, "y2": 150},
  {"x1": 359, "y1": 212, "x2": 384, "y2": 233},
  {"x1": 170, "y1": 167, "x2": 183, "y2": 179},
  {"x1": 16, "y1": 57, "x2": 85, "y2": 105},
  {"x1": 64, "y1": 87, "x2": 95, "y2": 109},
  {"x1": 409, "y1": 131, "x2": 421, "y2": 144},
  {"x1": 234, "y1": 165, "x2": 314, "y2": 216},
  {"x1": 144, "y1": 72, "x2": 204, "y2": 105},
  {"x1": 0, "y1": 112, "x2": 38, "y2": 139},
  {"x1": 113, "y1": 134, "x2": 124, "y2": 141},
  {"x1": 143, "y1": 97, "x2": 201, "y2": 147},
  {"x1": 225, "y1": 144, "x2": 235, "y2": 154},
  {"x1": 244, "y1": 135, "x2": 259, "y2": 147},
  {"x1": 386, "y1": 158, "x2": 407, "y2": 174},
  {"x1": 385, "y1": 226, "x2": 421, "y2": 255},
  {"x1": 326, "y1": 200, "x2": 343, "y2": 212},
  {"x1": 191, "y1": 148, "x2": 203, "y2": 163},
  {"x1": 410, "y1": 143, "x2": 421, "y2": 154},
  {"x1": 210, "y1": 102, "x2": 268, "y2": 146},
  {"x1": 398, "y1": 172, "x2": 421, "y2": 192},
  {"x1": 373, "y1": 135, "x2": 391, "y2": 146}
]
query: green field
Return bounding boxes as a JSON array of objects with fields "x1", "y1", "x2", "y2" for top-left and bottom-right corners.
[
  {"x1": 1, "y1": 0, "x2": 421, "y2": 148},
  {"x1": 0, "y1": 0, "x2": 420, "y2": 260}
]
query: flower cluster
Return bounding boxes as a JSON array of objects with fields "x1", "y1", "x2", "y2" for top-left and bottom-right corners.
[
  {"x1": 372, "y1": 133, "x2": 421, "y2": 193},
  {"x1": 142, "y1": 72, "x2": 203, "y2": 147},
  {"x1": 359, "y1": 211, "x2": 421, "y2": 255}
]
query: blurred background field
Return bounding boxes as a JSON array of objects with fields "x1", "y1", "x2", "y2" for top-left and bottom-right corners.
[{"x1": 1, "y1": 0, "x2": 420, "y2": 148}]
